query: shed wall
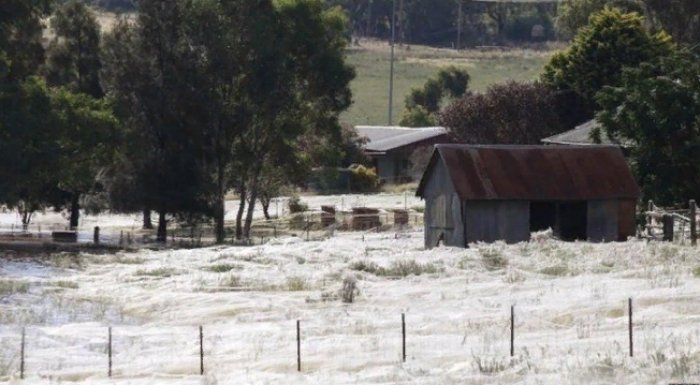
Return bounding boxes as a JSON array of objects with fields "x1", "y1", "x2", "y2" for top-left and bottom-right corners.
[
  {"x1": 423, "y1": 161, "x2": 464, "y2": 248},
  {"x1": 587, "y1": 200, "x2": 618, "y2": 242},
  {"x1": 618, "y1": 199, "x2": 637, "y2": 241},
  {"x1": 464, "y1": 201, "x2": 530, "y2": 244}
]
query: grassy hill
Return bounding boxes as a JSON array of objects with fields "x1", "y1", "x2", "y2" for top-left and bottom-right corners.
[
  {"x1": 343, "y1": 40, "x2": 559, "y2": 126},
  {"x1": 90, "y1": 13, "x2": 558, "y2": 127}
]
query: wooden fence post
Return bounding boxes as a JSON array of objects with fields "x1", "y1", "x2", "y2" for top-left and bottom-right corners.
[
  {"x1": 401, "y1": 313, "x2": 406, "y2": 362},
  {"x1": 94, "y1": 226, "x2": 100, "y2": 245},
  {"x1": 628, "y1": 298, "x2": 633, "y2": 357},
  {"x1": 20, "y1": 327, "x2": 25, "y2": 379},
  {"x1": 108, "y1": 326, "x2": 112, "y2": 377},
  {"x1": 296, "y1": 320, "x2": 301, "y2": 372},
  {"x1": 690, "y1": 199, "x2": 697, "y2": 246},
  {"x1": 510, "y1": 305, "x2": 514, "y2": 357},
  {"x1": 199, "y1": 326, "x2": 204, "y2": 375},
  {"x1": 662, "y1": 214, "x2": 674, "y2": 241}
]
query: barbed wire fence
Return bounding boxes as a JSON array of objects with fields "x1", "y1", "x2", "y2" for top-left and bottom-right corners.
[{"x1": 3, "y1": 296, "x2": 698, "y2": 381}]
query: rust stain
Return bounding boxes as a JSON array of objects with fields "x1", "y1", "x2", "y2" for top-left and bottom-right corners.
[{"x1": 417, "y1": 144, "x2": 640, "y2": 201}]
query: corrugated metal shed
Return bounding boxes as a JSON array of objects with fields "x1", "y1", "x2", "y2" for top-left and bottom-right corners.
[
  {"x1": 417, "y1": 144, "x2": 640, "y2": 201},
  {"x1": 355, "y1": 126, "x2": 447, "y2": 153}
]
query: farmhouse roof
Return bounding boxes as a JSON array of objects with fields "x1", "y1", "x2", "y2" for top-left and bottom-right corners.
[
  {"x1": 542, "y1": 119, "x2": 626, "y2": 147},
  {"x1": 416, "y1": 144, "x2": 640, "y2": 201},
  {"x1": 355, "y1": 126, "x2": 448, "y2": 153}
]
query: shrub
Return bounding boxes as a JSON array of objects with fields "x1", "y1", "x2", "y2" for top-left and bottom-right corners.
[
  {"x1": 219, "y1": 274, "x2": 242, "y2": 288},
  {"x1": 480, "y1": 248, "x2": 508, "y2": 271},
  {"x1": 205, "y1": 263, "x2": 242, "y2": 273},
  {"x1": 0, "y1": 280, "x2": 30, "y2": 296},
  {"x1": 349, "y1": 164, "x2": 379, "y2": 193},
  {"x1": 339, "y1": 274, "x2": 359, "y2": 303},
  {"x1": 288, "y1": 195, "x2": 308, "y2": 213},
  {"x1": 286, "y1": 276, "x2": 308, "y2": 291},
  {"x1": 539, "y1": 264, "x2": 569, "y2": 276},
  {"x1": 350, "y1": 259, "x2": 441, "y2": 277},
  {"x1": 134, "y1": 267, "x2": 178, "y2": 278}
]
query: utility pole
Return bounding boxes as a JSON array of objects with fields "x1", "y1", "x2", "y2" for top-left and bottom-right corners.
[
  {"x1": 366, "y1": 0, "x2": 373, "y2": 37},
  {"x1": 457, "y1": 0, "x2": 463, "y2": 50},
  {"x1": 388, "y1": 0, "x2": 396, "y2": 125},
  {"x1": 399, "y1": 0, "x2": 404, "y2": 44}
]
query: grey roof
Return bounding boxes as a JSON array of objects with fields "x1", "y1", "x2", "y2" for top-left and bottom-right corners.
[
  {"x1": 355, "y1": 126, "x2": 448, "y2": 153},
  {"x1": 542, "y1": 119, "x2": 624, "y2": 146}
]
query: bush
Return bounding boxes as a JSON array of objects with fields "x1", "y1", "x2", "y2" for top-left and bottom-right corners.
[
  {"x1": 349, "y1": 164, "x2": 379, "y2": 193},
  {"x1": 286, "y1": 276, "x2": 308, "y2": 291},
  {"x1": 480, "y1": 248, "x2": 508, "y2": 271},
  {"x1": 339, "y1": 274, "x2": 359, "y2": 303},
  {"x1": 288, "y1": 195, "x2": 308, "y2": 213},
  {"x1": 349, "y1": 259, "x2": 441, "y2": 277}
]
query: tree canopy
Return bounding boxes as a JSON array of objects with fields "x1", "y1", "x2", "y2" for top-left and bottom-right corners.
[
  {"x1": 597, "y1": 49, "x2": 700, "y2": 204},
  {"x1": 543, "y1": 7, "x2": 672, "y2": 108}
]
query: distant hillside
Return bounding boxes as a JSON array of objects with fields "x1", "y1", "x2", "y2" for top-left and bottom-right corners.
[{"x1": 342, "y1": 39, "x2": 557, "y2": 125}]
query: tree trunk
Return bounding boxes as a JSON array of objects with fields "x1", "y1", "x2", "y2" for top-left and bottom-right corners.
[
  {"x1": 261, "y1": 195, "x2": 271, "y2": 220},
  {"x1": 215, "y1": 161, "x2": 226, "y2": 244},
  {"x1": 69, "y1": 193, "x2": 80, "y2": 230},
  {"x1": 243, "y1": 185, "x2": 258, "y2": 239},
  {"x1": 156, "y1": 210, "x2": 167, "y2": 242},
  {"x1": 215, "y1": 195, "x2": 225, "y2": 244},
  {"x1": 21, "y1": 210, "x2": 32, "y2": 231},
  {"x1": 235, "y1": 186, "x2": 247, "y2": 240},
  {"x1": 142, "y1": 208, "x2": 153, "y2": 229},
  {"x1": 243, "y1": 168, "x2": 262, "y2": 238}
]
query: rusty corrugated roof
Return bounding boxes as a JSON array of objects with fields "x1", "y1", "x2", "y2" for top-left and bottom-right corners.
[{"x1": 416, "y1": 144, "x2": 640, "y2": 200}]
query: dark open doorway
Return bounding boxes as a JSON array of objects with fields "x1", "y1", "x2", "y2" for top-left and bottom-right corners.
[
  {"x1": 530, "y1": 202, "x2": 557, "y2": 232},
  {"x1": 558, "y1": 202, "x2": 587, "y2": 241}
]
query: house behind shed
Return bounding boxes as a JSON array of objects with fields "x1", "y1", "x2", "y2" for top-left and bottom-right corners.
[{"x1": 416, "y1": 144, "x2": 640, "y2": 248}]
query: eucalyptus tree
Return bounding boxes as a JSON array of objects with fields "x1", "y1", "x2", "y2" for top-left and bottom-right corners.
[{"x1": 101, "y1": 1, "x2": 211, "y2": 242}]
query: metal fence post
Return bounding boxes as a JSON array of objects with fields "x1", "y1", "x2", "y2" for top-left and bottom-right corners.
[
  {"x1": 296, "y1": 320, "x2": 301, "y2": 372},
  {"x1": 510, "y1": 305, "x2": 515, "y2": 357},
  {"x1": 108, "y1": 326, "x2": 112, "y2": 377},
  {"x1": 629, "y1": 298, "x2": 633, "y2": 357}
]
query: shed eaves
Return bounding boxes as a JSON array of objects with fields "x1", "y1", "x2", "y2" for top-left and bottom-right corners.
[
  {"x1": 416, "y1": 144, "x2": 640, "y2": 201},
  {"x1": 356, "y1": 126, "x2": 448, "y2": 153}
]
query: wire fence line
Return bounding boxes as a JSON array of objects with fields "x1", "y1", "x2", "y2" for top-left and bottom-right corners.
[
  {"x1": 3, "y1": 296, "x2": 694, "y2": 380},
  {"x1": 0, "y1": 210, "x2": 425, "y2": 251}
]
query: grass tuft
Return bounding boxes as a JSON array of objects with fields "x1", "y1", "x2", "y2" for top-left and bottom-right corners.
[
  {"x1": 350, "y1": 259, "x2": 441, "y2": 277},
  {"x1": 134, "y1": 267, "x2": 179, "y2": 278},
  {"x1": 0, "y1": 279, "x2": 30, "y2": 296},
  {"x1": 205, "y1": 263, "x2": 242, "y2": 273}
]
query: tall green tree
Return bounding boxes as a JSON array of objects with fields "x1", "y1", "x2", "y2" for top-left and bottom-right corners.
[
  {"x1": 555, "y1": 0, "x2": 643, "y2": 39},
  {"x1": 597, "y1": 49, "x2": 700, "y2": 204},
  {"x1": 0, "y1": 78, "x2": 65, "y2": 229},
  {"x1": 0, "y1": 0, "x2": 57, "y2": 228},
  {"x1": 642, "y1": 0, "x2": 700, "y2": 45},
  {"x1": 543, "y1": 7, "x2": 672, "y2": 108},
  {"x1": 400, "y1": 66, "x2": 469, "y2": 127},
  {"x1": 51, "y1": 88, "x2": 118, "y2": 228},
  {"x1": 101, "y1": 1, "x2": 211, "y2": 242},
  {"x1": 237, "y1": 0, "x2": 354, "y2": 238},
  {"x1": 45, "y1": 0, "x2": 103, "y2": 97},
  {"x1": 44, "y1": 0, "x2": 107, "y2": 228}
]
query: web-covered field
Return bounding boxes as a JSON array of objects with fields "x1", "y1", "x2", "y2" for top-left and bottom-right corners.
[{"x1": 1, "y1": 230, "x2": 700, "y2": 384}]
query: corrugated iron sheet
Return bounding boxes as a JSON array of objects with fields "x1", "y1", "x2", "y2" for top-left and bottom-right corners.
[{"x1": 417, "y1": 144, "x2": 641, "y2": 200}]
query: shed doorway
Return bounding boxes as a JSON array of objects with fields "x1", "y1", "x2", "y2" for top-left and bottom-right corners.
[
  {"x1": 529, "y1": 201, "x2": 588, "y2": 241},
  {"x1": 558, "y1": 202, "x2": 587, "y2": 241},
  {"x1": 530, "y1": 202, "x2": 556, "y2": 232}
]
